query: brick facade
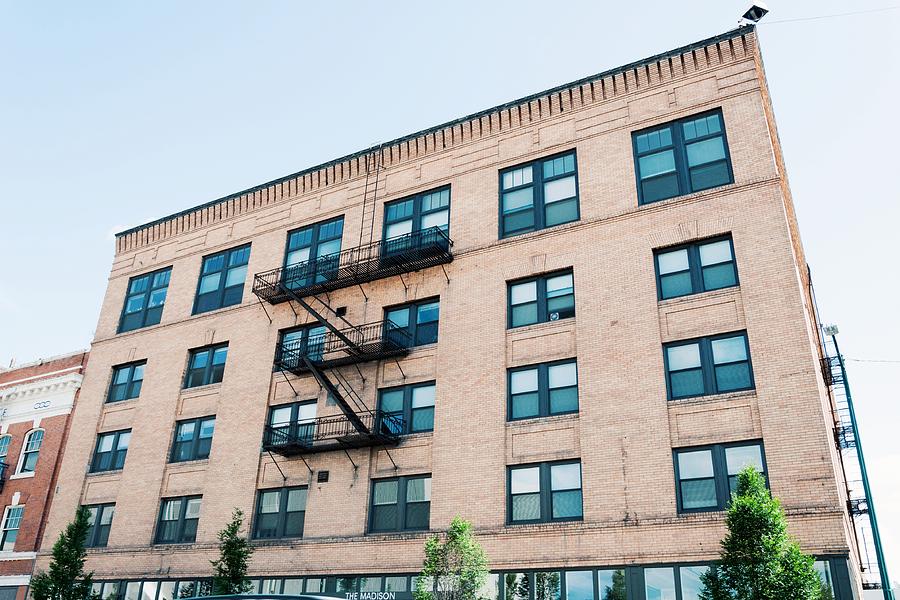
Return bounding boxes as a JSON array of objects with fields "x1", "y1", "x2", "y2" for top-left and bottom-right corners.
[{"x1": 39, "y1": 26, "x2": 861, "y2": 600}]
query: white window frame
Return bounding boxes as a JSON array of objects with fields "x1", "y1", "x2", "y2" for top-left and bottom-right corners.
[
  {"x1": 0, "y1": 505, "x2": 24, "y2": 552},
  {"x1": 15, "y1": 429, "x2": 44, "y2": 476}
]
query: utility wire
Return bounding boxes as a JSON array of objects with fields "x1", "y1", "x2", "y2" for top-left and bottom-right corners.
[
  {"x1": 762, "y1": 5, "x2": 900, "y2": 24},
  {"x1": 845, "y1": 358, "x2": 900, "y2": 364}
]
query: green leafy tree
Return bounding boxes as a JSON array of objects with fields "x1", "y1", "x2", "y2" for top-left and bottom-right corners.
[
  {"x1": 600, "y1": 570, "x2": 626, "y2": 600},
  {"x1": 414, "y1": 516, "x2": 489, "y2": 600},
  {"x1": 31, "y1": 506, "x2": 96, "y2": 600},
  {"x1": 210, "y1": 508, "x2": 254, "y2": 595},
  {"x1": 700, "y1": 467, "x2": 825, "y2": 600}
]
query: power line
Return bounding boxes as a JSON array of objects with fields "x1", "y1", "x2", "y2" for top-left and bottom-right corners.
[
  {"x1": 762, "y1": 5, "x2": 900, "y2": 24},
  {"x1": 846, "y1": 358, "x2": 900, "y2": 364}
]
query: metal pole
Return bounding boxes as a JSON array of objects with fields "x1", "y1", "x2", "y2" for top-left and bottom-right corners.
[{"x1": 832, "y1": 334, "x2": 894, "y2": 599}]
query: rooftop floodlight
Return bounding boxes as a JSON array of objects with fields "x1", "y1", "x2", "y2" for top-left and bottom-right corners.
[
  {"x1": 740, "y1": 1, "x2": 770, "y2": 24},
  {"x1": 823, "y1": 324, "x2": 840, "y2": 336}
]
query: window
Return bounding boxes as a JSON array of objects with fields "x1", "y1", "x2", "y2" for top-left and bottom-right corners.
[
  {"x1": 252, "y1": 486, "x2": 307, "y2": 539},
  {"x1": 633, "y1": 110, "x2": 733, "y2": 204},
  {"x1": 674, "y1": 441, "x2": 766, "y2": 513},
  {"x1": 267, "y1": 401, "x2": 317, "y2": 445},
  {"x1": 500, "y1": 151, "x2": 579, "y2": 237},
  {"x1": 508, "y1": 270, "x2": 575, "y2": 328},
  {"x1": 184, "y1": 344, "x2": 228, "y2": 388},
  {"x1": 193, "y1": 244, "x2": 250, "y2": 314},
  {"x1": 378, "y1": 382, "x2": 436, "y2": 435},
  {"x1": 0, "y1": 506, "x2": 22, "y2": 551},
  {"x1": 385, "y1": 298, "x2": 439, "y2": 347},
  {"x1": 276, "y1": 325, "x2": 326, "y2": 370},
  {"x1": 0, "y1": 435, "x2": 11, "y2": 465},
  {"x1": 118, "y1": 267, "x2": 172, "y2": 333},
  {"x1": 91, "y1": 430, "x2": 131, "y2": 473},
  {"x1": 664, "y1": 332, "x2": 753, "y2": 399},
  {"x1": 170, "y1": 417, "x2": 215, "y2": 463},
  {"x1": 369, "y1": 475, "x2": 431, "y2": 533},
  {"x1": 508, "y1": 460, "x2": 582, "y2": 524},
  {"x1": 84, "y1": 503, "x2": 115, "y2": 548},
  {"x1": 18, "y1": 429, "x2": 43, "y2": 474},
  {"x1": 283, "y1": 217, "x2": 344, "y2": 289},
  {"x1": 156, "y1": 496, "x2": 201, "y2": 544},
  {"x1": 655, "y1": 236, "x2": 738, "y2": 300},
  {"x1": 508, "y1": 360, "x2": 578, "y2": 420},
  {"x1": 383, "y1": 187, "x2": 450, "y2": 253},
  {"x1": 644, "y1": 566, "x2": 711, "y2": 600},
  {"x1": 107, "y1": 361, "x2": 145, "y2": 403}
]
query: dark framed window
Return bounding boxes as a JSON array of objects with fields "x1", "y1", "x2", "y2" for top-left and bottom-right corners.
[
  {"x1": 378, "y1": 382, "x2": 436, "y2": 435},
  {"x1": 17, "y1": 429, "x2": 44, "y2": 474},
  {"x1": 508, "y1": 460, "x2": 582, "y2": 524},
  {"x1": 275, "y1": 325, "x2": 326, "y2": 370},
  {"x1": 267, "y1": 401, "x2": 317, "y2": 445},
  {"x1": 0, "y1": 506, "x2": 22, "y2": 551},
  {"x1": 91, "y1": 430, "x2": 131, "y2": 473},
  {"x1": 0, "y1": 435, "x2": 10, "y2": 465},
  {"x1": 369, "y1": 475, "x2": 431, "y2": 533},
  {"x1": 674, "y1": 441, "x2": 766, "y2": 513},
  {"x1": 184, "y1": 343, "x2": 228, "y2": 389},
  {"x1": 664, "y1": 332, "x2": 753, "y2": 400},
  {"x1": 644, "y1": 566, "x2": 712, "y2": 600},
  {"x1": 500, "y1": 151, "x2": 579, "y2": 237},
  {"x1": 193, "y1": 244, "x2": 251, "y2": 314},
  {"x1": 252, "y1": 486, "x2": 308, "y2": 539},
  {"x1": 633, "y1": 109, "x2": 733, "y2": 205},
  {"x1": 170, "y1": 417, "x2": 215, "y2": 463},
  {"x1": 84, "y1": 503, "x2": 115, "y2": 548},
  {"x1": 385, "y1": 298, "x2": 439, "y2": 347},
  {"x1": 284, "y1": 217, "x2": 344, "y2": 289},
  {"x1": 508, "y1": 359, "x2": 578, "y2": 421},
  {"x1": 107, "y1": 361, "x2": 145, "y2": 403},
  {"x1": 508, "y1": 270, "x2": 574, "y2": 328},
  {"x1": 156, "y1": 496, "x2": 201, "y2": 544},
  {"x1": 119, "y1": 267, "x2": 172, "y2": 333},
  {"x1": 655, "y1": 236, "x2": 738, "y2": 300},
  {"x1": 383, "y1": 187, "x2": 450, "y2": 253}
]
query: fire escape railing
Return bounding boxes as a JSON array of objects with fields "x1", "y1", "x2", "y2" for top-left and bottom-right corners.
[
  {"x1": 275, "y1": 320, "x2": 411, "y2": 373},
  {"x1": 253, "y1": 226, "x2": 453, "y2": 303},
  {"x1": 262, "y1": 411, "x2": 402, "y2": 456}
]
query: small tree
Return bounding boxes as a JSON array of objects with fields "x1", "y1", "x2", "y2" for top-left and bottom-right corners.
[
  {"x1": 700, "y1": 467, "x2": 824, "y2": 600},
  {"x1": 210, "y1": 508, "x2": 254, "y2": 595},
  {"x1": 31, "y1": 506, "x2": 96, "y2": 600},
  {"x1": 414, "y1": 516, "x2": 489, "y2": 600}
]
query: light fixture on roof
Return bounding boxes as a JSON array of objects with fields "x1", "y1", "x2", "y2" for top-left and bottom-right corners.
[{"x1": 739, "y1": 1, "x2": 770, "y2": 24}]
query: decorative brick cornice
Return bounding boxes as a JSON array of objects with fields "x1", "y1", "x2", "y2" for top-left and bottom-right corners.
[{"x1": 115, "y1": 26, "x2": 757, "y2": 255}]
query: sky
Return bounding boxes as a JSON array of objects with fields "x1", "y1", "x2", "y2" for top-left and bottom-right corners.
[{"x1": 1, "y1": 0, "x2": 898, "y2": 587}]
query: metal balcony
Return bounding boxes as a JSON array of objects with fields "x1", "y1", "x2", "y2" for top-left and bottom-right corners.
[
  {"x1": 253, "y1": 226, "x2": 453, "y2": 303},
  {"x1": 274, "y1": 320, "x2": 411, "y2": 373},
  {"x1": 262, "y1": 412, "x2": 402, "y2": 456}
]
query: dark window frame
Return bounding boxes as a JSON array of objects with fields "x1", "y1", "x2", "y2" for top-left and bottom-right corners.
[
  {"x1": 155, "y1": 496, "x2": 202, "y2": 544},
  {"x1": 507, "y1": 359, "x2": 579, "y2": 421},
  {"x1": 632, "y1": 108, "x2": 734, "y2": 205},
  {"x1": 183, "y1": 343, "x2": 229, "y2": 389},
  {"x1": 192, "y1": 244, "x2": 251, "y2": 315},
  {"x1": 274, "y1": 324, "x2": 327, "y2": 371},
  {"x1": 251, "y1": 485, "x2": 308, "y2": 540},
  {"x1": 169, "y1": 416, "x2": 216, "y2": 463},
  {"x1": 499, "y1": 150, "x2": 580, "y2": 238},
  {"x1": 107, "y1": 361, "x2": 146, "y2": 403},
  {"x1": 283, "y1": 216, "x2": 344, "y2": 288},
  {"x1": 663, "y1": 331, "x2": 754, "y2": 400},
  {"x1": 382, "y1": 186, "x2": 451, "y2": 240},
  {"x1": 377, "y1": 381, "x2": 436, "y2": 435},
  {"x1": 266, "y1": 400, "x2": 318, "y2": 444},
  {"x1": 507, "y1": 269, "x2": 575, "y2": 329},
  {"x1": 368, "y1": 474, "x2": 431, "y2": 534},
  {"x1": 653, "y1": 235, "x2": 739, "y2": 300},
  {"x1": 673, "y1": 440, "x2": 768, "y2": 514},
  {"x1": 507, "y1": 460, "x2": 583, "y2": 525},
  {"x1": 90, "y1": 429, "x2": 131, "y2": 473},
  {"x1": 384, "y1": 297, "x2": 440, "y2": 347},
  {"x1": 118, "y1": 267, "x2": 173, "y2": 333},
  {"x1": 84, "y1": 503, "x2": 115, "y2": 548}
]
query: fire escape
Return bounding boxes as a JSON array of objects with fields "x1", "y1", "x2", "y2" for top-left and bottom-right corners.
[{"x1": 252, "y1": 146, "x2": 453, "y2": 459}]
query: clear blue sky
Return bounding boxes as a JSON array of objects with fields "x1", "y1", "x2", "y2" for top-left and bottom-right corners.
[{"x1": 2, "y1": 0, "x2": 898, "y2": 584}]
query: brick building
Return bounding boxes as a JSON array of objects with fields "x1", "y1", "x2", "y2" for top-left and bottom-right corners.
[
  {"x1": 0, "y1": 351, "x2": 87, "y2": 600},
  {"x1": 39, "y1": 25, "x2": 868, "y2": 600}
]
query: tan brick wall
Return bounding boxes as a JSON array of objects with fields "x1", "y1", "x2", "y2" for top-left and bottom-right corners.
[{"x1": 39, "y1": 27, "x2": 857, "y2": 591}]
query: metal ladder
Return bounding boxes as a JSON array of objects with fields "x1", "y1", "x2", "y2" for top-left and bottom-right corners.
[{"x1": 357, "y1": 145, "x2": 383, "y2": 249}]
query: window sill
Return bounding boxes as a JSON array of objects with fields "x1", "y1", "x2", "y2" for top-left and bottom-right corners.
[
  {"x1": 506, "y1": 412, "x2": 579, "y2": 428},
  {"x1": 103, "y1": 398, "x2": 140, "y2": 409},
  {"x1": 167, "y1": 458, "x2": 210, "y2": 468},
  {"x1": 657, "y1": 285, "x2": 740, "y2": 307},
  {"x1": 499, "y1": 219, "x2": 582, "y2": 244},
  {"x1": 637, "y1": 181, "x2": 739, "y2": 210},
  {"x1": 9, "y1": 472, "x2": 35, "y2": 480},
  {"x1": 365, "y1": 529, "x2": 432, "y2": 539},
  {"x1": 505, "y1": 518, "x2": 584, "y2": 529},
  {"x1": 667, "y1": 389, "x2": 756, "y2": 406},
  {"x1": 506, "y1": 318, "x2": 575, "y2": 337},
  {"x1": 85, "y1": 469, "x2": 123, "y2": 478},
  {"x1": 180, "y1": 383, "x2": 223, "y2": 398}
]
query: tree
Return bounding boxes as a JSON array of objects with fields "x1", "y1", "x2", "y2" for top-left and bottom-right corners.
[
  {"x1": 31, "y1": 506, "x2": 96, "y2": 600},
  {"x1": 600, "y1": 570, "x2": 626, "y2": 600},
  {"x1": 210, "y1": 508, "x2": 254, "y2": 595},
  {"x1": 414, "y1": 516, "x2": 489, "y2": 600},
  {"x1": 700, "y1": 467, "x2": 825, "y2": 600}
]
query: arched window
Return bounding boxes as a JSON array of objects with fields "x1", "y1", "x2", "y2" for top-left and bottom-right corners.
[
  {"x1": 0, "y1": 436, "x2": 11, "y2": 466},
  {"x1": 17, "y1": 430, "x2": 44, "y2": 474}
]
